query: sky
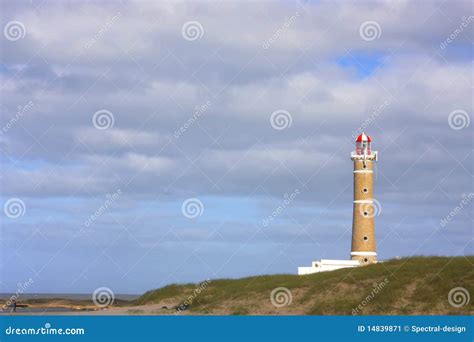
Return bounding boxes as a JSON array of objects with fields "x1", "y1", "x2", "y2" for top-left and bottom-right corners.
[{"x1": 0, "y1": 0, "x2": 472, "y2": 294}]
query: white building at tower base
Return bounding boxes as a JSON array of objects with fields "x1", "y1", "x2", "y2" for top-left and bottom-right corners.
[{"x1": 297, "y1": 259, "x2": 361, "y2": 275}]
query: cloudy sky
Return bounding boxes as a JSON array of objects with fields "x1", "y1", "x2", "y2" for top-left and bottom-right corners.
[{"x1": 0, "y1": 0, "x2": 472, "y2": 294}]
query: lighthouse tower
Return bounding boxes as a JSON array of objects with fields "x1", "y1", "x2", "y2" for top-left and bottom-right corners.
[
  {"x1": 350, "y1": 133, "x2": 378, "y2": 264},
  {"x1": 297, "y1": 132, "x2": 379, "y2": 275}
]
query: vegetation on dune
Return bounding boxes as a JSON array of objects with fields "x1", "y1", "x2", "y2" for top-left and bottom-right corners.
[{"x1": 134, "y1": 256, "x2": 474, "y2": 315}]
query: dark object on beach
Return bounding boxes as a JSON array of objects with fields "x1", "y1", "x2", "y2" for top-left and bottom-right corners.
[
  {"x1": 175, "y1": 302, "x2": 189, "y2": 311},
  {"x1": 161, "y1": 302, "x2": 189, "y2": 312},
  {"x1": 8, "y1": 304, "x2": 28, "y2": 307},
  {"x1": 4, "y1": 298, "x2": 27, "y2": 311}
]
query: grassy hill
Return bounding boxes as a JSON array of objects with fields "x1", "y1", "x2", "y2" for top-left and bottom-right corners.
[{"x1": 134, "y1": 256, "x2": 473, "y2": 315}]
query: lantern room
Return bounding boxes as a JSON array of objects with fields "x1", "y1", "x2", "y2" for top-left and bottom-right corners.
[{"x1": 355, "y1": 133, "x2": 372, "y2": 155}]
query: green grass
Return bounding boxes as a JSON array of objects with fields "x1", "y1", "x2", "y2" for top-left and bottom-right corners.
[{"x1": 133, "y1": 256, "x2": 473, "y2": 315}]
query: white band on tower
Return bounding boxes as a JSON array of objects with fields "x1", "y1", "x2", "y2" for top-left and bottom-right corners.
[
  {"x1": 350, "y1": 251, "x2": 377, "y2": 256},
  {"x1": 354, "y1": 170, "x2": 373, "y2": 173}
]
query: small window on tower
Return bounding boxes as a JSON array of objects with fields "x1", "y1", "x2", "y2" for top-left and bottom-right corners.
[
  {"x1": 363, "y1": 211, "x2": 369, "y2": 217},
  {"x1": 363, "y1": 236, "x2": 368, "y2": 241},
  {"x1": 363, "y1": 188, "x2": 368, "y2": 193},
  {"x1": 363, "y1": 258, "x2": 368, "y2": 263}
]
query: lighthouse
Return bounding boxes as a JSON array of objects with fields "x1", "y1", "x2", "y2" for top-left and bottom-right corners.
[
  {"x1": 297, "y1": 132, "x2": 378, "y2": 275},
  {"x1": 350, "y1": 133, "x2": 378, "y2": 265}
]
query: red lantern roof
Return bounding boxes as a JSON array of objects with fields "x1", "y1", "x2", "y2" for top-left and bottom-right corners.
[{"x1": 356, "y1": 133, "x2": 371, "y2": 142}]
